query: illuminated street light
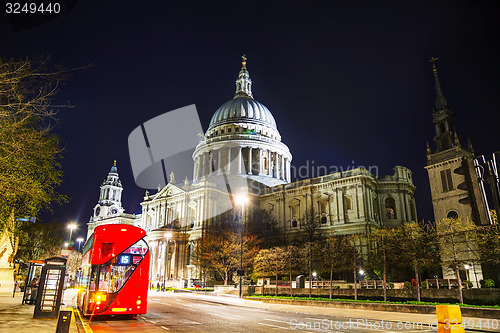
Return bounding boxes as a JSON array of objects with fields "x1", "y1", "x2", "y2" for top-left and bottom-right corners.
[
  {"x1": 359, "y1": 269, "x2": 364, "y2": 276},
  {"x1": 235, "y1": 194, "x2": 248, "y2": 299},
  {"x1": 464, "y1": 264, "x2": 470, "y2": 283},
  {"x1": 76, "y1": 237, "x2": 84, "y2": 252},
  {"x1": 64, "y1": 242, "x2": 69, "y2": 248},
  {"x1": 163, "y1": 232, "x2": 172, "y2": 289},
  {"x1": 67, "y1": 223, "x2": 77, "y2": 243},
  {"x1": 312, "y1": 272, "x2": 317, "y2": 281}
]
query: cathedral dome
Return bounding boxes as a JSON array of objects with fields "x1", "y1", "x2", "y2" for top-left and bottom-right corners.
[
  {"x1": 192, "y1": 57, "x2": 292, "y2": 188},
  {"x1": 208, "y1": 97, "x2": 277, "y2": 130}
]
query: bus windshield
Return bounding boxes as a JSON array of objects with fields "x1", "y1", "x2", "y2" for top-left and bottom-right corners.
[{"x1": 89, "y1": 238, "x2": 148, "y2": 294}]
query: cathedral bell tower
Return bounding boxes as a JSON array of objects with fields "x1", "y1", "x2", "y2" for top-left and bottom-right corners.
[
  {"x1": 425, "y1": 58, "x2": 488, "y2": 225},
  {"x1": 92, "y1": 160, "x2": 125, "y2": 219}
]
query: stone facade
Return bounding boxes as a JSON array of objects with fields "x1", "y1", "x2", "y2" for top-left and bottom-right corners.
[
  {"x1": 86, "y1": 59, "x2": 417, "y2": 287},
  {"x1": 134, "y1": 59, "x2": 416, "y2": 287}
]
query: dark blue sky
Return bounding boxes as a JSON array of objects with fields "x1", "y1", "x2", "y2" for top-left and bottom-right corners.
[{"x1": 1, "y1": 0, "x2": 499, "y2": 240}]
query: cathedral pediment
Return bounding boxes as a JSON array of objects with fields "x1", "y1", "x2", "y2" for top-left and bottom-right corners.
[{"x1": 156, "y1": 183, "x2": 185, "y2": 198}]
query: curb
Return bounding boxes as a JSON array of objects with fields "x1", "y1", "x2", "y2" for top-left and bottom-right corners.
[{"x1": 245, "y1": 297, "x2": 500, "y2": 320}]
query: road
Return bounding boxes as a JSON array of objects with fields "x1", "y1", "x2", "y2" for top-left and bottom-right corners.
[{"x1": 78, "y1": 292, "x2": 482, "y2": 332}]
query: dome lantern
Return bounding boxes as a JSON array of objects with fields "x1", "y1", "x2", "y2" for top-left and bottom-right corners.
[{"x1": 234, "y1": 55, "x2": 253, "y2": 99}]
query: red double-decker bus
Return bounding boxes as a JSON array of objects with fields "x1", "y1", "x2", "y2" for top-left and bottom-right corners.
[{"x1": 77, "y1": 224, "x2": 149, "y2": 317}]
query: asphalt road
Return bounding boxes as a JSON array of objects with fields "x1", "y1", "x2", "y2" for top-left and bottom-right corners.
[{"x1": 79, "y1": 292, "x2": 488, "y2": 333}]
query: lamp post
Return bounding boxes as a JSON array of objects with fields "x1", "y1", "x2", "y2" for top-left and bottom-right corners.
[
  {"x1": 163, "y1": 232, "x2": 172, "y2": 289},
  {"x1": 464, "y1": 264, "x2": 470, "y2": 284},
  {"x1": 67, "y1": 223, "x2": 77, "y2": 243},
  {"x1": 235, "y1": 194, "x2": 248, "y2": 298},
  {"x1": 76, "y1": 238, "x2": 84, "y2": 252}
]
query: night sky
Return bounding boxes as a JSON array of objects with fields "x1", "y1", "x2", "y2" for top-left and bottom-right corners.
[{"x1": 1, "y1": 0, "x2": 499, "y2": 241}]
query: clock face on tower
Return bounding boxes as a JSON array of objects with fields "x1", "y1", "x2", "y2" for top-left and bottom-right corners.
[{"x1": 95, "y1": 206, "x2": 101, "y2": 217}]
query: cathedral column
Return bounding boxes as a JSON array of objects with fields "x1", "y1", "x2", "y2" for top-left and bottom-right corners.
[
  {"x1": 258, "y1": 149, "x2": 262, "y2": 175},
  {"x1": 280, "y1": 155, "x2": 285, "y2": 180},
  {"x1": 399, "y1": 196, "x2": 406, "y2": 222},
  {"x1": 270, "y1": 152, "x2": 276, "y2": 178},
  {"x1": 217, "y1": 149, "x2": 222, "y2": 174},
  {"x1": 202, "y1": 153, "x2": 207, "y2": 177},
  {"x1": 238, "y1": 147, "x2": 242, "y2": 174},
  {"x1": 283, "y1": 157, "x2": 288, "y2": 181},
  {"x1": 336, "y1": 188, "x2": 344, "y2": 223},
  {"x1": 154, "y1": 241, "x2": 160, "y2": 283},
  {"x1": 226, "y1": 147, "x2": 231, "y2": 173},
  {"x1": 267, "y1": 150, "x2": 272, "y2": 176},
  {"x1": 285, "y1": 158, "x2": 290, "y2": 182},
  {"x1": 248, "y1": 147, "x2": 253, "y2": 174},
  {"x1": 208, "y1": 151, "x2": 213, "y2": 174},
  {"x1": 404, "y1": 192, "x2": 411, "y2": 222}
]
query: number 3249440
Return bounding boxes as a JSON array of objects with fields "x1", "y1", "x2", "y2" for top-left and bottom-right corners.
[{"x1": 6, "y1": 2, "x2": 61, "y2": 14}]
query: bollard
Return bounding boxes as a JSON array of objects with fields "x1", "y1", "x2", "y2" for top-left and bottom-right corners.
[
  {"x1": 55, "y1": 310, "x2": 72, "y2": 333},
  {"x1": 436, "y1": 305, "x2": 464, "y2": 333}
]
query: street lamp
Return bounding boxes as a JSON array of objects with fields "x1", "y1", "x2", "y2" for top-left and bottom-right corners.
[
  {"x1": 163, "y1": 232, "x2": 172, "y2": 289},
  {"x1": 359, "y1": 269, "x2": 364, "y2": 281},
  {"x1": 312, "y1": 272, "x2": 317, "y2": 280},
  {"x1": 76, "y1": 238, "x2": 84, "y2": 252},
  {"x1": 235, "y1": 194, "x2": 248, "y2": 299},
  {"x1": 464, "y1": 264, "x2": 470, "y2": 284},
  {"x1": 64, "y1": 242, "x2": 69, "y2": 248},
  {"x1": 67, "y1": 223, "x2": 77, "y2": 243}
]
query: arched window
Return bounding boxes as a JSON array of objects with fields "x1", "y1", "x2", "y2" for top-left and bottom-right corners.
[
  {"x1": 263, "y1": 157, "x2": 268, "y2": 170},
  {"x1": 447, "y1": 210, "x2": 459, "y2": 219},
  {"x1": 385, "y1": 197, "x2": 397, "y2": 219},
  {"x1": 292, "y1": 220, "x2": 298, "y2": 228}
]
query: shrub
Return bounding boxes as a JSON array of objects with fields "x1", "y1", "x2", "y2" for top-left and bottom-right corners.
[
  {"x1": 480, "y1": 279, "x2": 496, "y2": 289},
  {"x1": 404, "y1": 281, "x2": 413, "y2": 289},
  {"x1": 465, "y1": 281, "x2": 473, "y2": 288},
  {"x1": 347, "y1": 285, "x2": 353, "y2": 289},
  {"x1": 389, "y1": 283, "x2": 395, "y2": 289},
  {"x1": 334, "y1": 285, "x2": 340, "y2": 289},
  {"x1": 421, "y1": 281, "x2": 428, "y2": 289}
]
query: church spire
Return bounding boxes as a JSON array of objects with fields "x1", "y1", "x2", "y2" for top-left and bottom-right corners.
[
  {"x1": 234, "y1": 55, "x2": 253, "y2": 99},
  {"x1": 429, "y1": 57, "x2": 447, "y2": 111}
]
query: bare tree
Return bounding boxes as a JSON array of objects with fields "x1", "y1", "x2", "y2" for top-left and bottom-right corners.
[
  {"x1": 0, "y1": 56, "x2": 79, "y2": 262},
  {"x1": 282, "y1": 245, "x2": 301, "y2": 296},
  {"x1": 300, "y1": 208, "x2": 322, "y2": 297}
]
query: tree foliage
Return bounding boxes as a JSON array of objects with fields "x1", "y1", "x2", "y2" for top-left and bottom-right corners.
[
  {"x1": 0, "y1": 56, "x2": 71, "y2": 261},
  {"x1": 196, "y1": 221, "x2": 260, "y2": 285},
  {"x1": 16, "y1": 220, "x2": 65, "y2": 262},
  {"x1": 435, "y1": 217, "x2": 479, "y2": 304},
  {"x1": 253, "y1": 246, "x2": 287, "y2": 295}
]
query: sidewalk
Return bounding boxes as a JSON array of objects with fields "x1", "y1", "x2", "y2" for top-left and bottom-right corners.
[{"x1": 0, "y1": 289, "x2": 79, "y2": 333}]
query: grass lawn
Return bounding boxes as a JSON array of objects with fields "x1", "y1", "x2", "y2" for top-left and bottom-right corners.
[{"x1": 246, "y1": 295, "x2": 500, "y2": 309}]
